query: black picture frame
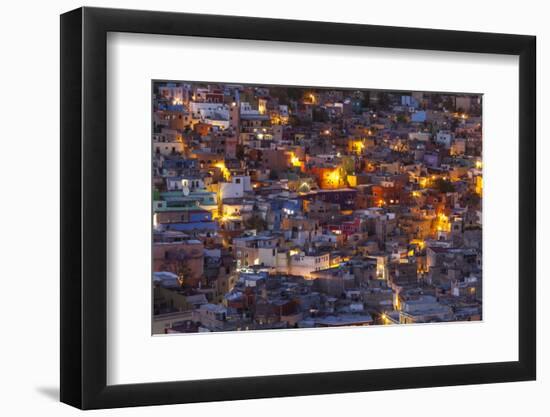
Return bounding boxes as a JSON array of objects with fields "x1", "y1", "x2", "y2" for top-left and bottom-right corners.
[{"x1": 60, "y1": 6, "x2": 536, "y2": 410}]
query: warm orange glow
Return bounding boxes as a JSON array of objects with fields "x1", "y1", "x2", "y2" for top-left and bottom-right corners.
[
  {"x1": 317, "y1": 167, "x2": 344, "y2": 189},
  {"x1": 298, "y1": 182, "x2": 311, "y2": 193},
  {"x1": 214, "y1": 161, "x2": 230, "y2": 181},
  {"x1": 410, "y1": 239, "x2": 426, "y2": 250},
  {"x1": 394, "y1": 293, "x2": 400, "y2": 310},
  {"x1": 376, "y1": 263, "x2": 385, "y2": 279},
  {"x1": 475, "y1": 175, "x2": 483, "y2": 196},
  {"x1": 327, "y1": 169, "x2": 340, "y2": 184},
  {"x1": 435, "y1": 212, "x2": 451, "y2": 233},
  {"x1": 349, "y1": 140, "x2": 365, "y2": 155},
  {"x1": 419, "y1": 177, "x2": 428, "y2": 188},
  {"x1": 347, "y1": 175, "x2": 357, "y2": 187},
  {"x1": 258, "y1": 100, "x2": 266, "y2": 115},
  {"x1": 270, "y1": 114, "x2": 288, "y2": 125},
  {"x1": 219, "y1": 212, "x2": 240, "y2": 222},
  {"x1": 288, "y1": 152, "x2": 303, "y2": 168}
]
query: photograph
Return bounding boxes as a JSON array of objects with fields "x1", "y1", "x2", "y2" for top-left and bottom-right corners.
[
  {"x1": 0, "y1": 0, "x2": 544, "y2": 414},
  {"x1": 152, "y1": 81, "x2": 483, "y2": 334}
]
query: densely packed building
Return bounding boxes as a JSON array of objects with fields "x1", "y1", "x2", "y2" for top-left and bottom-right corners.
[{"x1": 152, "y1": 82, "x2": 483, "y2": 334}]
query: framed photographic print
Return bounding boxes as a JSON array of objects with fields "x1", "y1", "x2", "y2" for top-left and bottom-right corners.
[{"x1": 60, "y1": 6, "x2": 536, "y2": 410}]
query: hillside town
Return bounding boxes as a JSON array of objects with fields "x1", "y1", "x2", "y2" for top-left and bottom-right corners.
[{"x1": 152, "y1": 82, "x2": 483, "y2": 334}]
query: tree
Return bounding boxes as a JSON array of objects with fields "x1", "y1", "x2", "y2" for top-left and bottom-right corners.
[
  {"x1": 434, "y1": 178, "x2": 455, "y2": 193},
  {"x1": 286, "y1": 88, "x2": 303, "y2": 102},
  {"x1": 377, "y1": 91, "x2": 390, "y2": 108},
  {"x1": 152, "y1": 188, "x2": 161, "y2": 201},
  {"x1": 461, "y1": 191, "x2": 481, "y2": 209},
  {"x1": 236, "y1": 144, "x2": 246, "y2": 160},
  {"x1": 269, "y1": 87, "x2": 290, "y2": 105},
  {"x1": 443, "y1": 96, "x2": 455, "y2": 112},
  {"x1": 396, "y1": 113, "x2": 409, "y2": 124},
  {"x1": 312, "y1": 107, "x2": 329, "y2": 122},
  {"x1": 340, "y1": 156, "x2": 355, "y2": 176},
  {"x1": 361, "y1": 95, "x2": 370, "y2": 109},
  {"x1": 244, "y1": 215, "x2": 267, "y2": 232}
]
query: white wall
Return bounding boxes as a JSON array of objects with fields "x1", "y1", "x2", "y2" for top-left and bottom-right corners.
[{"x1": 0, "y1": 0, "x2": 546, "y2": 416}]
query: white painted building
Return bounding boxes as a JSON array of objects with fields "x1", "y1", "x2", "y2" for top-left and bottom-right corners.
[
  {"x1": 219, "y1": 182, "x2": 244, "y2": 200},
  {"x1": 289, "y1": 252, "x2": 330, "y2": 279},
  {"x1": 181, "y1": 177, "x2": 205, "y2": 191},
  {"x1": 240, "y1": 102, "x2": 261, "y2": 116},
  {"x1": 189, "y1": 102, "x2": 230, "y2": 129},
  {"x1": 231, "y1": 175, "x2": 252, "y2": 192}
]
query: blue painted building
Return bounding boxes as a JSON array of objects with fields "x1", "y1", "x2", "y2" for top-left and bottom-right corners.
[{"x1": 411, "y1": 111, "x2": 427, "y2": 123}]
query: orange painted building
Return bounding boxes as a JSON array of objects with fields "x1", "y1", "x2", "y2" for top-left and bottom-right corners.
[{"x1": 310, "y1": 166, "x2": 345, "y2": 189}]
